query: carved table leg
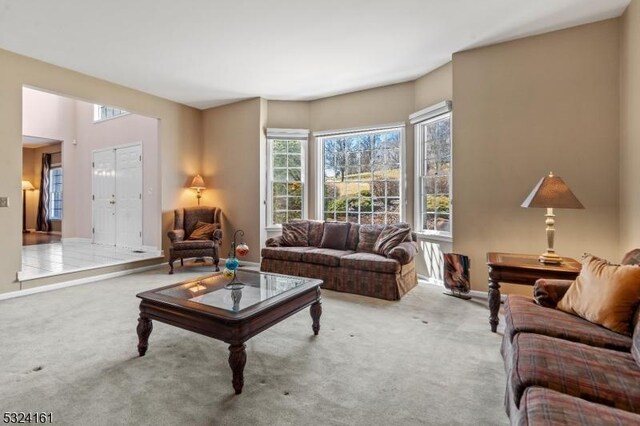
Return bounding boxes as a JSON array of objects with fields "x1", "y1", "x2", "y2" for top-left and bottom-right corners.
[
  {"x1": 228, "y1": 343, "x2": 247, "y2": 394},
  {"x1": 137, "y1": 315, "x2": 153, "y2": 356},
  {"x1": 310, "y1": 301, "x2": 322, "y2": 336},
  {"x1": 488, "y1": 279, "x2": 501, "y2": 333}
]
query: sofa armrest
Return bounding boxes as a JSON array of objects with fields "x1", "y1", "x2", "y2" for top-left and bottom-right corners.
[
  {"x1": 212, "y1": 229, "x2": 223, "y2": 242},
  {"x1": 266, "y1": 236, "x2": 284, "y2": 247},
  {"x1": 387, "y1": 241, "x2": 418, "y2": 265},
  {"x1": 533, "y1": 278, "x2": 574, "y2": 308},
  {"x1": 168, "y1": 229, "x2": 185, "y2": 242}
]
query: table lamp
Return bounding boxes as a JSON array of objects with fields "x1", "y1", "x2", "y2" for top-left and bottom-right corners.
[
  {"x1": 190, "y1": 174, "x2": 206, "y2": 205},
  {"x1": 521, "y1": 172, "x2": 584, "y2": 264}
]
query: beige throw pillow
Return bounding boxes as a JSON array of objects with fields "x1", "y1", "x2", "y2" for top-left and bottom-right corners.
[
  {"x1": 373, "y1": 226, "x2": 411, "y2": 256},
  {"x1": 557, "y1": 254, "x2": 640, "y2": 335}
]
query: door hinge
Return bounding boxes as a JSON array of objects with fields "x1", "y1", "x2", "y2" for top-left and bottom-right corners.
[
  {"x1": 139, "y1": 231, "x2": 142, "y2": 237},
  {"x1": 92, "y1": 162, "x2": 95, "y2": 168},
  {"x1": 92, "y1": 227, "x2": 95, "y2": 234},
  {"x1": 139, "y1": 193, "x2": 142, "y2": 199},
  {"x1": 139, "y1": 155, "x2": 142, "y2": 162},
  {"x1": 92, "y1": 194, "x2": 95, "y2": 200}
]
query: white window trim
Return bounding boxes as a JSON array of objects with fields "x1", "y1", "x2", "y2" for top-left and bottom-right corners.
[
  {"x1": 93, "y1": 104, "x2": 130, "y2": 123},
  {"x1": 265, "y1": 129, "x2": 309, "y2": 230},
  {"x1": 49, "y1": 165, "x2": 63, "y2": 221},
  {"x1": 315, "y1": 124, "x2": 406, "y2": 223},
  {"x1": 412, "y1": 101, "x2": 453, "y2": 240}
]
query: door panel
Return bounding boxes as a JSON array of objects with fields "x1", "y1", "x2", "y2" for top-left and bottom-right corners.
[
  {"x1": 92, "y1": 150, "x2": 116, "y2": 246},
  {"x1": 115, "y1": 145, "x2": 143, "y2": 248}
]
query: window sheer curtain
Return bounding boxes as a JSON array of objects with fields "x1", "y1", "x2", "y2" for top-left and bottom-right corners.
[{"x1": 36, "y1": 153, "x2": 51, "y2": 232}]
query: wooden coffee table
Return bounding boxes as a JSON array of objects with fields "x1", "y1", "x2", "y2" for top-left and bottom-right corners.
[
  {"x1": 486, "y1": 252, "x2": 581, "y2": 333},
  {"x1": 136, "y1": 269, "x2": 322, "y2": 394}
]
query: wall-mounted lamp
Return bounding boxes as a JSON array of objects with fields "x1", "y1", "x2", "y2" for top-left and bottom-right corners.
[
  {"x1": 22, "y1": 180, "x2": 36, "y2": 233},
  {"x1": 190, "y1": 174, "x2": 206, "y2": 205},
  {"x1": 521, "y1": 172, "x2": 584, "y2": 264}
]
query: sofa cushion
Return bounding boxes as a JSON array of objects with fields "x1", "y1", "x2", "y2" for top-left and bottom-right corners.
[
  {"x1": 503, "y1": 295, "x2": 632, "y2": 352},
  {"x1": 308, "y1": 221, "x2": 325, "y2": 247},
  {"x1": 340, "y1": 252, "x2": 401, "y2": 274},
  {"x1": 346, "y1": 223, "x2": 360, "y2": 251},
  {"x1": 281, "y1": 221, "x2": 309, "y2": 246},
  {"x1": 261, "y1": 246, "x2": 313, "y2": 262},
  {"x1": 557, "y1": 254, "x2": 640, "y2": 335},
  {"x1": 508, "y1": 333, "x2": 640, "y2": 413},
  {"x1": 172, "y1": 240, "x2": 215, "y2": 250},
  {"x1": 515, "y1": 387, "x2": 640, "y2": 426},
  {"x1": 319, "y1": 222, "x2": 351, "y2": 250},
  {"x1": 356, "y1": 224, "x2": 386, "y2": 253},
  {"x1": 373, "y1": 226, "x2": 411, "y2": 255},
  {"x1": 302, "y1": 248, "x2": 353, "y2": 267}
]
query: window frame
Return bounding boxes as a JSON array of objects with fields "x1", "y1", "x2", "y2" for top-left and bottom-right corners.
[
  {"x1": 49, "y1": 165, "x2": 63, "y2": 221},
  {"x1": 265, "y1": 128, "x2": 309, "y2": 230},
  {"x1": 314, "y1": 123, "x2": 406, "y2": 225},
  {"x1": 93, "y1": 104, "x2": 129, "y2": 122},
  {"x1": 411, "y1": 101, "x2": 453, "y2": 240}
]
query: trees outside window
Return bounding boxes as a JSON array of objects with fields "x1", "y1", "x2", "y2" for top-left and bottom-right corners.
[{"x1": 319, "y1": 126, "x2": 403, "y2": 224}]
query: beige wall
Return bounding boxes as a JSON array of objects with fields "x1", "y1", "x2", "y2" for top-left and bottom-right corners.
[
  {"x1": 620, "y1": 0, "x2": 640, "y2": 253},
  {"x1": 0, "y1": 48, "x2": 201, "y2": 293},
  {"x1": 201, "y1": 98, "x2": 264, "y2": 263},
  {"x1": 453, "y1": 19, "x2": 620, "y2": 294},
  {"x1": 414, "y1": 62, "x2": 453, "y2": 110}
]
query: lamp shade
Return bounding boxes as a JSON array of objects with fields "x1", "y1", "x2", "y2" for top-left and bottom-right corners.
[
  {"x1": 521, "y1": 172, "x2": 584, "y2": 209},
  {"x1": 190, "y1": 174, "x2": 206, "y2": 190},
  {"x1": 22, "y1": 180, "x2": 35, "y2": 191}
]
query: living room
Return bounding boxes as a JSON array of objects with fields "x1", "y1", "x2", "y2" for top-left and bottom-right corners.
[{"x1": 1, "y1": 0, "x2": 639, "y2": 424}]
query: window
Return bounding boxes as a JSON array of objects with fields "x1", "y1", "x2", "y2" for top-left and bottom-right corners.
[
  {"x1": 317, "y1": 124, "x2": 404, "y2": 224},
  {"x1": 94, "y1": 104, "x2": 128, "y2": 122},
  {"x1": 49, "y1": 167, "x2": 63, "y2": 220},
  {"x1": 266, "y1": 129, "x2": 309, "y2": 227},
  {"x1": 411, "y1": 101, "x2": 452, "y2": 237}
]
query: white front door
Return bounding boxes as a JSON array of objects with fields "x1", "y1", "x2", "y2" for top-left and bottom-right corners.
[
  {"x1": 92, "y1": 149, "x2": 116, "y2": 246},
  {"x1": 115, "y1": 145, "x2": 142, "y2": 248},
  {"x1": 92, "y1": 144, "x2": 143, "y2": 248}
]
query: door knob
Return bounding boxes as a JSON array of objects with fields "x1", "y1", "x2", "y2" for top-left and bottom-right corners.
[{"x1": 109, "y1": 201, "x2": 116, "y2": 204}]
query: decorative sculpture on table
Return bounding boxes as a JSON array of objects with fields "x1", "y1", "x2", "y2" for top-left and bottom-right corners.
[{"x1": 224, "y1": 230, "x2": 249, "y2": 290}]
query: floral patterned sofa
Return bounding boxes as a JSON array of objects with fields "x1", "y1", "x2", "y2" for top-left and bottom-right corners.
[
  {"x1": 260, "y1": 220, "x2": 418, "y2": 301},
  {"x1": 501, "y1": 250, "x2": 640, "y2": 424}
]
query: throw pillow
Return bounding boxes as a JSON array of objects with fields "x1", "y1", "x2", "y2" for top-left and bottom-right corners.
[
  {"x1": 356, "y1": 224, "x2": 385, "y2": 253},
  {"x1": 319, "y1": 222, "x2": 351, "y2": 250},
  {"x1": 188, "y1": 221, "x2": 217, "y2": 240},
  {"x1": 281, "y1": 221, "x2": 309, "y2": 247},
  {"x1": 373, "y1": 226, "x2": 412, "y2": 256},
  {"x1": 557, "y1": 254, "x2": 640, "y2": 336}
]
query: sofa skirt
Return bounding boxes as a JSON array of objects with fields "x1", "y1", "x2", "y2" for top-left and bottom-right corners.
[{"x1": 260, "y1": 258, "x2": 417, "y2": 301}]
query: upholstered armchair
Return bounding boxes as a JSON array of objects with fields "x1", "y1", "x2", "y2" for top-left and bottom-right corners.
[{"x1": 168, "y1": 206, "x2": 222, "y2": 274}]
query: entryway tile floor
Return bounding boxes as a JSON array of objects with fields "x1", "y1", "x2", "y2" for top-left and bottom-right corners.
[{"x1": 19, "y1": 240, "x2": 162, "y2": 281}]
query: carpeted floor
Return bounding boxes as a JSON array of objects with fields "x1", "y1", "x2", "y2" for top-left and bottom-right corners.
[{"x1": 0, "y1": 266, "x2": 508, "y2": 426}]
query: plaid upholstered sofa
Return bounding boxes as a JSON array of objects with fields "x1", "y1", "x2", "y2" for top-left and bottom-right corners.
[
  {"x1": 501, "y1": 250, "x2": 640, "y2": 424},
  {"x1": 260, "y1": 221, "x2": 418, "y2": 301}
]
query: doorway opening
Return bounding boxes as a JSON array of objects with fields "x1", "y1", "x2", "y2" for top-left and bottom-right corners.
[{"x1": 20, "y1": 86, "x2": 162, "y2": 282}]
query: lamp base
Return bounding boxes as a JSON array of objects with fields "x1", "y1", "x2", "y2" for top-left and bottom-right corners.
[{"x1": 539, "y1": 251, "x2": 563, "y2": 265}]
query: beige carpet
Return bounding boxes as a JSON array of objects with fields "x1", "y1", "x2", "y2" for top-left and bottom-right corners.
[{"x1": 0, "y1": 266, "x2": 508, "y2": 426}]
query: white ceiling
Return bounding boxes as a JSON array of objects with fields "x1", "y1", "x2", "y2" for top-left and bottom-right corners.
[{"x1": 0, "y1": 0, "x2": 630, "y2": 110}]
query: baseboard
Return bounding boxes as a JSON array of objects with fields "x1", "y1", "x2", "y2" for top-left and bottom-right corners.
[{"x1": 1, "y1": 263, "x2": 163, "y2": 301}]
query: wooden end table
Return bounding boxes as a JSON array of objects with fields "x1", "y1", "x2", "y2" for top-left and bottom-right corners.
[{"x1": 486, "y1": 252, "x2": 580, "y2": 332}]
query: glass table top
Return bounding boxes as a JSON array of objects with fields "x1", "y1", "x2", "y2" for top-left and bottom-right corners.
[{"x1": 157, "y1": 269, "x2": 315, "y2": 313}]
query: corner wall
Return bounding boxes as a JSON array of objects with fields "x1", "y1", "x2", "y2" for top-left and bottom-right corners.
[
  {"x1": 0, "y1": 48, "x2": 202, "y2": 293},
  {"x1": 452, "y1": 19, "x2": 620, "y2": 293},
  {"x1": 620, "y1": 0, "x2": 640, "y2": 253}
]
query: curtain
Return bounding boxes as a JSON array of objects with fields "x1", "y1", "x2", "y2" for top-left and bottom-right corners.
[{"x1": 36, "y1": 153, "x2": 52, "y2": 232}]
